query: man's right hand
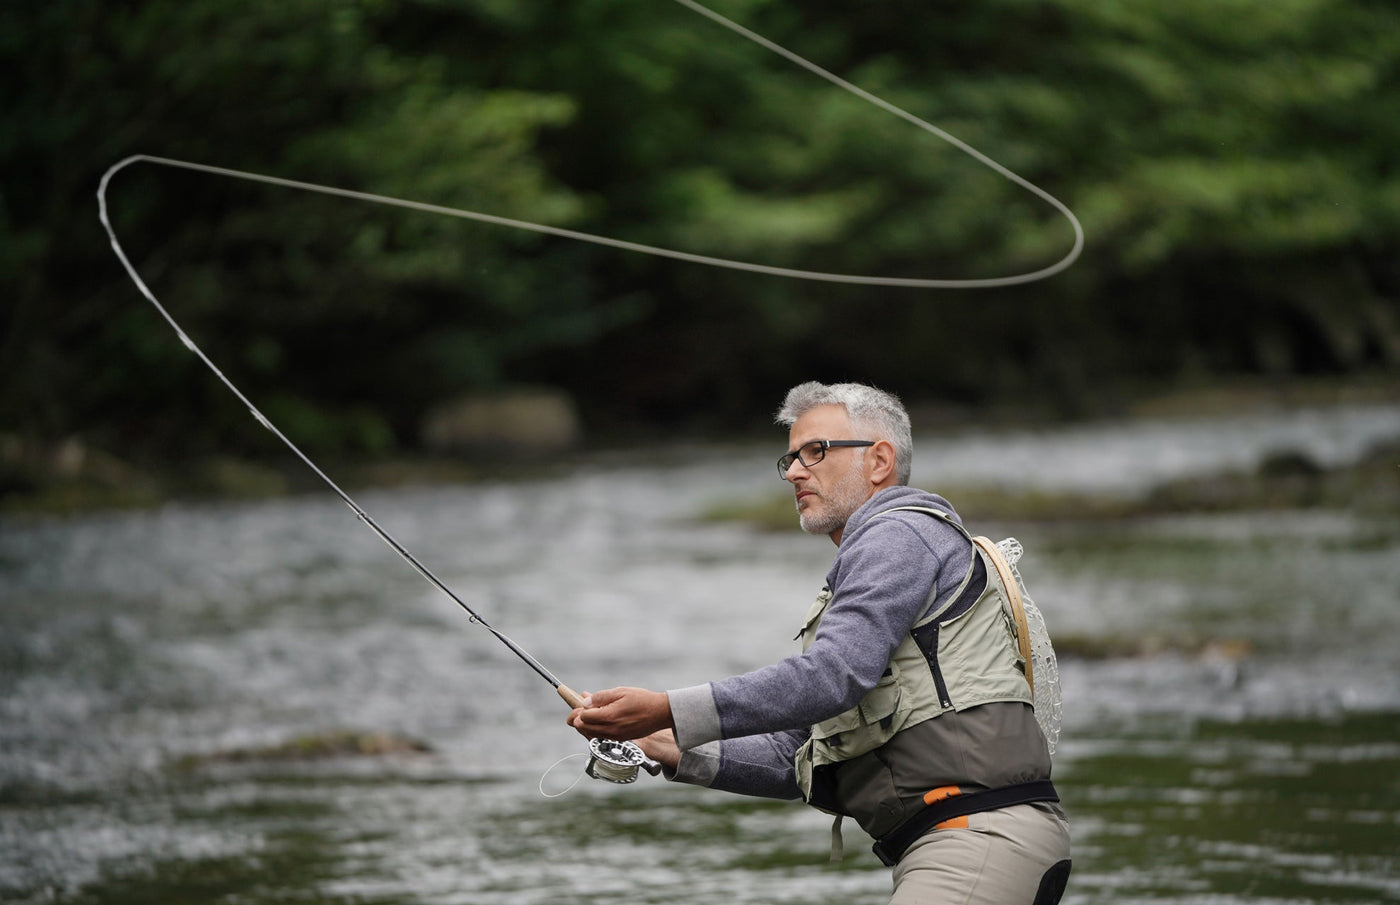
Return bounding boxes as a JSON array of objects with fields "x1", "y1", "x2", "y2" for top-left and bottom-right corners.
[{"x1": 566, "y1": 686, "x2": 674, "y2": 742}]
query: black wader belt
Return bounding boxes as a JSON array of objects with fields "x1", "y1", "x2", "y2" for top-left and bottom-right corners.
[{"x1": 871, "y1": 780, "x2": 1059, "y2": 867}]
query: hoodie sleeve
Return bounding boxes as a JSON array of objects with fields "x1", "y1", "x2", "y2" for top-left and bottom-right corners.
[
  {"x1": 669, "y1": 516, "x2": 942, "y2": 749},
  {"x1": 666, "y1": 730, "x2": 808, "y2": 800}
]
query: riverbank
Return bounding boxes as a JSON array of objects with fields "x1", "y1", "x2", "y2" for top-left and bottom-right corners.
[
  {"x1": 701, "y1": 434, "x2": 1399, "y2": 529},
  {"x1": 4, "y1": 377, "x2": 1397, "y2": 517},
  {"x1": 0, "y1": 442, "x2": 549, "y2": 516}
]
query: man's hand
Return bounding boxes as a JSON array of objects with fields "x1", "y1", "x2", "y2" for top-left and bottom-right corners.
[
  {"x1": 567, "y1": 686, "x2": 674, "y2": 742},
  {"x1": 634, "y1": 729, "x2": 681, "y2": 769}
]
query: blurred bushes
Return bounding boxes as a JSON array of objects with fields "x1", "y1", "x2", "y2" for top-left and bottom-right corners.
[{"x1": 2, "y1": 0, "x2": 1398, "y2": 471}]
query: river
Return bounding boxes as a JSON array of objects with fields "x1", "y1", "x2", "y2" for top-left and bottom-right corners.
[{"x1": 2, "y1": 403, "x2": 1398, "y2": 904}]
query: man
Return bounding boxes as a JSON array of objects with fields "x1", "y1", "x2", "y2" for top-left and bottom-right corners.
[{"x1": 569, "y1": 381, "x2": 1070, "y2": 904}]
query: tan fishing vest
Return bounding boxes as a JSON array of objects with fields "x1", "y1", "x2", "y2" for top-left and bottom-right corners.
[{"x1": 793, "y1": 506, "x2": 1034, "y2": 804}]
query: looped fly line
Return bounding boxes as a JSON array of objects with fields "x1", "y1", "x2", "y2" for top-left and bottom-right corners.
[{"x1": 100, "y1": 0, "x2": 1081, "y2": 291}]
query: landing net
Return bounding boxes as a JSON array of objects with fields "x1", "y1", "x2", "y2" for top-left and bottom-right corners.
[{"x1": 996, "y1": 538, "x2": 1062, "y2": 755}]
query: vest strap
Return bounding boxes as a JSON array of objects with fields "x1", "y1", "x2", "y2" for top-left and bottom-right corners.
[{"x1": 870, "y1": 780, "x2": 1059, "y2": 867}]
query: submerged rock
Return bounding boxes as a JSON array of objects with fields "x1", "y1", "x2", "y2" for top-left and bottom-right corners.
[
  {"x1": 420, "y1": 388, "x2": 581, "y2": 458},
  {"x1": 1052, "y1": 633, "x2": 1255, "y2": 661},
  {"x1": 178, "y1": 730, "x2": 433, "y2": 767}
]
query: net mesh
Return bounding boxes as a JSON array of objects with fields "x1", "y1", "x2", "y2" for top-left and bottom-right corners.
[{"x1": 996, "y1": 538, "x2": 1062, "y2": 755}]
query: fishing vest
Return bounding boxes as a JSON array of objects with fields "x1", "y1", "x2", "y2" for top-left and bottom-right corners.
[{"x1": 792, "y1": 506, "x2": 1041, "y2": 837}]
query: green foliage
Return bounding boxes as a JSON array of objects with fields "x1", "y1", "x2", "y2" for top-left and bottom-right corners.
[{"x1": 2, "y1": 0, "x2": 1397, "y2": 470}]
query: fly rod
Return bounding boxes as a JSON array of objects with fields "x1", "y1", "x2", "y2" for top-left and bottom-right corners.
[
  {"x1": 99, "y1": 158, "x2": 666, "y2": 783},
  {"x1": 96, "y1": 159, "x2": 591, "y2": 713}
]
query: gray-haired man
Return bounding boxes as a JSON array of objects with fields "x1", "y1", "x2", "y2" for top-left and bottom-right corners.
[{"x1": 570, "y1": 381, "x2": 1071, "y2": 904}]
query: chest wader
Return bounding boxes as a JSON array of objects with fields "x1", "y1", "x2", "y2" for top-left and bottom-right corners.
[{"x1": 792, "y1": 506, "x2": 1059, "y2": 866}]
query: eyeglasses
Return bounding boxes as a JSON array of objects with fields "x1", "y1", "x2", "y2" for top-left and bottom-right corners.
[{"x1": 777, "y1": 440, "x2": 875, "y2": 478}]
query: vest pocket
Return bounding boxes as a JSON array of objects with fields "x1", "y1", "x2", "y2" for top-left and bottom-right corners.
[
  {"x1": 859, "y1": 674, "x2": 902, "y2": 727},
  {"x1": 810, "y1": 672, "x2": 903, "y2": 758}
]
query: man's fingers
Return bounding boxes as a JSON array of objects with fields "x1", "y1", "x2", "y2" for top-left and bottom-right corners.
[
  {"x1": 568, "y1": 703, "x2": 611, "y2": 737},
  {"x1": 564, "y1": 687, "x2": 669, "y2": 741},
  {"x1": 587, "y1": 687, "x2": 623, "y2": 706}
]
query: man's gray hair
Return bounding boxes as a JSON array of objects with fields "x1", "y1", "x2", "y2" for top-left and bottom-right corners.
[{"x1": 776, "y1": 381, "x2": 913, "y2": 485}]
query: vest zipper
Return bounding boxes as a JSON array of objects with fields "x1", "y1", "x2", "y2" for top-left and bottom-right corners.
[
  {"x1": 930, "y1": 642, "x2": 953, "y2": 709},
  {"x1": 913, "y1": 622, "x2": 954, "y2": 709}
]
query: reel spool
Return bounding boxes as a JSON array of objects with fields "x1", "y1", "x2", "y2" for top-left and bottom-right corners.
[{"x1": 585, "y1": 738, "x2": 655, "y2": 784}]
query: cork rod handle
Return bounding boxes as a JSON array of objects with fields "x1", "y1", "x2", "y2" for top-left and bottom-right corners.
[{"x1": 556, "y1": 684, "x2": 587, "y2": 709}]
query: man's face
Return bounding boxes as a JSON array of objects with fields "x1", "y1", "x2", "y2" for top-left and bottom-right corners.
[{"x1": 783, "y1": 405, "x2": 873, "y2": 540}]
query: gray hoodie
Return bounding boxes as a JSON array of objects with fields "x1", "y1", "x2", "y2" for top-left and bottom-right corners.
[{"x1": 666, "y1": 485, "x2": 974, "y2": 797}]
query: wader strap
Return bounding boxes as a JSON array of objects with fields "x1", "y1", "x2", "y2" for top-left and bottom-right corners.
[
  {"x1": 829, "y1": 815, "x2": 845, "y2": 862},
  {"x1": 874, "y1": 506, "x2": 978, "y2": 623},
  {"x1": 871, "y1": 780, "x2": 1059, "y2": 867}
]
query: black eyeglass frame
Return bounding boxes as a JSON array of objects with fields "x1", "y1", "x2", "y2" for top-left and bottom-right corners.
[{"x1": 777, "y1": 439, "x2": 876, "y2": 478}]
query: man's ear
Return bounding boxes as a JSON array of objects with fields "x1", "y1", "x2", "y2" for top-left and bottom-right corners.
[{"x1": 869, "y1": 439, "x2": 898, "y2": 485}]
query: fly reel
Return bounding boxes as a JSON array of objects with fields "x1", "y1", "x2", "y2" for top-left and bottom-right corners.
[{"x1": 585, "y1": 738, "x2": 657, "y2": 784}]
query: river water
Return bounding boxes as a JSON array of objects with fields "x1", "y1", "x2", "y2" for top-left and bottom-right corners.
[{"x1": 2, "y1": 403, "x2": 1398, "y2": 904}]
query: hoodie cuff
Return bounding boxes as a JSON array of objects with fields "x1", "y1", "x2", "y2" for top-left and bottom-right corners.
[
  {"x1": 665, "y1": 740, "x2": 722, "y2": 787},
  {"x1": 667, "y1": 682, "x2": 722, "y2": 750}
]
